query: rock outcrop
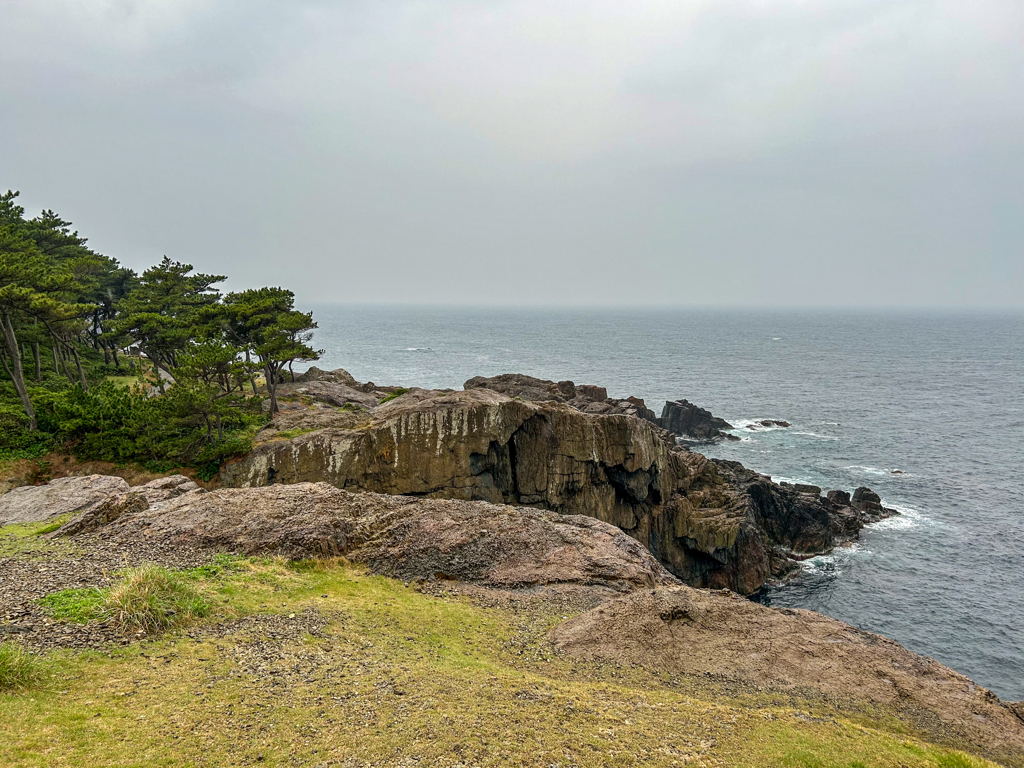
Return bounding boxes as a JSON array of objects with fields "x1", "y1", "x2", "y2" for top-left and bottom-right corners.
[
  {"x1": 464, "y1": 373, "x2": 660, "y2": 425},
  {"x1": 0, "y1": 475, "x2": 130, "y2": 526},
  {"x1": 52, "y1": 475, "x2": 202, "y2": 537},
  {"x1": 660, "y1": 399, "x2": 738, "y2": 441},
  {"x1": 550, "y1": 586, "x2": 1024, "y2": 763},
  {"x1": 77, "y1": 483, "x2": 677, "y2": 593},
  {"x1": 222, "y1": 386, "x2": 896, "y2": 594}
]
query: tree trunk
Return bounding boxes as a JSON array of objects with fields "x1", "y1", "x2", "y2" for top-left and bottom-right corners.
[
  {"x1": 32, "y1": 342, "x2": 40, "y2": 382},
  {"x1": 71, "y1": 346, "x2": 89, "y2": 391},
  {"x1": 111, "y1": 345, "x2": 119, "y2": 370},
  {"x1": 1, "y1": 311, "x2": 37, "y2": 430},
  {"x1": 53, "y1": 345, "x2": 59, "y2": 374},
  {"x1": 265, "y1": 363, "x2": 279, "y2": 414}
]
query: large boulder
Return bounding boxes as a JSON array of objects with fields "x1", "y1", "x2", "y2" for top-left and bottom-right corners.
[
  {"x1": 222, "y1": 388, "x2": 896, "y2": 594},
  {"x1": 0, "y1": 475, "x2": 130, "y2": 526},
  {"x1": 464, "y1": 373, "x2": 660, "y2": 426},
  {"x1": 550, "y1": 586, "x2": 1024, "y2": 764},
  {"x1": 92, "y1": 483, "x2": 677, "y2": 593},
  {"x1": 276, "y1": 380, "x2": 379, "y2": 410},
  {"x1": 464, "y1": 373, "x2": 579, "y2": 402},
  {"x1": 295, "y1": 366, "x2": 359, "y2": 387},
  {"x1": 660, "y1": 399, "x2": 737, "y2": 441}
]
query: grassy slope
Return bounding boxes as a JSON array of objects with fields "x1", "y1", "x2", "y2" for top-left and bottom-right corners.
[{"x1": 0, "y1": 547, "x2": 999, "y2": 768}]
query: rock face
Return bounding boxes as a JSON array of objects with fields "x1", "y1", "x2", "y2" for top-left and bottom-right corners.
[
  {"x1": 53, "y1": 475, "x2": 202, "y2": 537},
  {"x1": 464, "y1": 373, "x2": 660, "y2": 425},
  {"x1": 277, "y1": 380, "x2": 379, "y2": 410},
  {"x1": 89, "y1": 483, "x2": 677, "y2": 593},
  {"x1": 222, "y1": 386, "x2": 896, "y2": 594},
  {"x1": 0, "y1": 475, "x2": 130, "y2": 526},
  {"x1": 660, "y1": 399, "x2": 738, "y2": 441},
  {"x1": 550, "y1": 586, "x2": 1024, "y2": 763}
]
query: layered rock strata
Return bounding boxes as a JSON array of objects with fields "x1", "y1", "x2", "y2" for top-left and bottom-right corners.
[{"x1": 222, "y1": 384, "x2": 896, "y2": 594}]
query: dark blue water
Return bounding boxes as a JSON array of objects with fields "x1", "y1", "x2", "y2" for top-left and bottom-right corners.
[{"x1": 305, "y1": 305, "x2": 1024, "y2": 700}]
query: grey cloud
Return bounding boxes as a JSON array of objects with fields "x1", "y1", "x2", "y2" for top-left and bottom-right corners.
[{"x1": 1, "y1": 0, "x2": 1021, "y2": 306}]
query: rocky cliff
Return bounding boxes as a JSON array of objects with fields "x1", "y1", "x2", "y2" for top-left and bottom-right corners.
[
  {"x1": 660, "y1": 398, "x2": 739, "y2": 441},
  {"x1": 221, "y1": 375, "x2": 896, "y2": 594}
]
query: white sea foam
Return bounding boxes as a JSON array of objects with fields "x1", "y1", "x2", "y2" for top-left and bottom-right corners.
[
  {"x1": 799, "y1": 542, "x2": 868, "y2": 575},
  {"x1": 729, "y1": 418, "x2": 790, "y2": 432},
  {"x1": 843, "y1": 464, "x2": 890, "y2": 476},
  {"x1": 792, "y1": 431, "x2": 839, "y2": 441},
  {"x1": 771, "y1": 474, "x2": 818, "y2": 487},
  {"x1": 869, "y1": 503, "x2": 933, "y2": 532},
  {"x1": 403, "y1": 347, "x2": 433, "y2": 352}
]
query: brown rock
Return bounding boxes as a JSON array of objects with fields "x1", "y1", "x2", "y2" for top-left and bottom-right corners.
[
  {"x1": 277, "y1": 380, "x2": 379, "y2": 410},
  {"x1": 55, "y1": 492, "x2": 150, "y2": 537},
  {"x1": 220, "y1": 388, "x2": 887, "y2": 594},
  {"x1": 97, "y1": 483, "x2": 677, "y2": 593},
  {"x1": 0, "y1": 475, "x2": 130, "y2": 526},
  {"x1": 294, "y1": 366, "x2": 359, "y2": 387},
  {"x1": 550, "y1": 586, "x2": 1024, "y2": 764}
]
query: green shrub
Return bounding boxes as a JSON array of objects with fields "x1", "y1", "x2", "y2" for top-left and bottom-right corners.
[
  {"x1": 379, "y1": 387, "x2": 410, "y2": 404},
  {"x1": 40, "y1": 565, "x2": 211, "y2": 633},
  {"x1": 0, "y1": 641, "x2": 46, "y2": 691},
  {"x1": 100, "y1": 564, "x2": 210, "y2": 632},
  {"x1": 0, "y1": 402, "x2": 52, "y2": 459}
]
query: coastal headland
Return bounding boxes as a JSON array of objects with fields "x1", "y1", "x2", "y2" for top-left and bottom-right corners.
[{"x1": 3, "y1": 369, "x2": 1022, "y2": 767}]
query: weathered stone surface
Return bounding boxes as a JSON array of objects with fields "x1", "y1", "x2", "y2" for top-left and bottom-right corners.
[
  {"x1": 277, "y1": 380, "x2": 379, "y2": 410},
  {"x1": 137, "y1": 474, "x2": 201, "y2": 504},
  {"x1": 255, "y1": 405, "x2": 373, "y2": 442},
  {"x1": 464, "y1": 373, "x2": 659, "y2": 425},
  {"x1": 852, "y1": 486, "x2": 895, "y2": 522},
  {"x1": 98, "y1": 483, "x2": 677, "y2": 592},
  {"x1": 661, "y1": 399, "x2": 737, "y2": 441},
  {"x1": 551, "y1": 586, "x2": 1024, "y2": 763},
  {"x1": 56, "y1": 491, "x2": 150, "y2": 537},
  {"x1": 222, "y1": 388, "x2": 896, "y2": 594},
  {"x1": 295, "y1": 366, "x2": 359, "y2": 387},
  {"x1": 0, "y1": 475, "x2": 130, "y2": 526}
]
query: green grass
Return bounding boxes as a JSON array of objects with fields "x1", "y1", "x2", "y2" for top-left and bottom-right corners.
[
  {"x1": 39, "y1": 565, "x2": 210, "y2": 633},
  {"x1": 37, "y1": 588, "x2": 106, "y2": 624},
  {"x1": 0, "y1": 515, "x2": 80, "y2": 557},
  {"x1": 378, "y1": 387, "x2": 410, "y2": 404},
  {"x1": 274, "y1": 427, "x2": 319, "y2": 440},
  {"x1": 1, "y1": 559, "x2": 1007, "y2": 767},
  {"x1": 0, "y1": 641, "x2": 46, "y2": 691}
]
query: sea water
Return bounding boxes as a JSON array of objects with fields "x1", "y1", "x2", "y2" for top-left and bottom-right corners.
[{"x1": 305, "y1": 305, "x2": 1024, "y2": 700}]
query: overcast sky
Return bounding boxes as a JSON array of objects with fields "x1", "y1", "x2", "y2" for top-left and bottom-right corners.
[{"x1": 2, "y1": 0, "x2": 1022, "y2": 307}]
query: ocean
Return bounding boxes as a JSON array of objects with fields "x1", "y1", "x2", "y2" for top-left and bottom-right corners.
[{"x1": 305, "y1": 304, "x2": 1024, "y2": 700}]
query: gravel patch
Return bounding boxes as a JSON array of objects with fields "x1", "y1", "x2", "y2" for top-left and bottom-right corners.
[{"x1": 0, "y1": 532, "x2": 219, "y2": 652}]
